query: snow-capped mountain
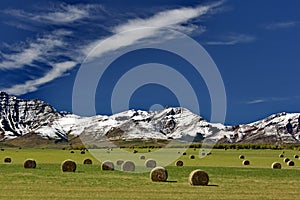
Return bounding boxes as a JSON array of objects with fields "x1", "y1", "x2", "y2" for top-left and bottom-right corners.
[
  {"x1": 0, "y1": 91, "x2": 299, "y2": 144},
  {"x1": 228, "y1": 112, "x2": 300, "y2": 144},
  {"x1": 0, "y1": 91, "x2": 64, "y2": 140}
]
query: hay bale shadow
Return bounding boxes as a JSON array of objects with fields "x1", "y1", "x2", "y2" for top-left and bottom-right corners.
[{"x1": 165, "y1": 180, "x2": 177, "y2": 183}]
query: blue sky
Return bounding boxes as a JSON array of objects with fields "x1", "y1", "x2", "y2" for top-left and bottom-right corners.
[{"x1": 0, "y1": 0, "x2": 300, "y2": 125}]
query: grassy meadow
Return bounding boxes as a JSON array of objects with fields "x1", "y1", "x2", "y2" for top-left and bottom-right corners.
[{"x1": 0, "y1": 148, "x2": 300, "y2": 199}]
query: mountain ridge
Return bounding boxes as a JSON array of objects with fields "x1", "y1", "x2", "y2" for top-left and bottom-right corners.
[{"x1": 0, "y1": 91, "x2": 299, "y2": 145}]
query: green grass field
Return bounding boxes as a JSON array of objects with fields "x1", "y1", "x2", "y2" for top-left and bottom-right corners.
[{"x1": 0, "y1": 148, "x2": 300, "y2": 200}]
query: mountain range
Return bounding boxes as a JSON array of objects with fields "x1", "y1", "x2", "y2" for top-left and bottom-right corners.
[{"x1": 0, "y1": 91, "x2": 299, "y2": 147}]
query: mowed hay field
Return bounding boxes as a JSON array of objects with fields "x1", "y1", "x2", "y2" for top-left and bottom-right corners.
[{"x1": 0, "y1": 148, "x2": 300, "y2": 200}]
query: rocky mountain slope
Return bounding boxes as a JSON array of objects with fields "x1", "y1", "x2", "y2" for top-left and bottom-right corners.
[
  {"x1": 0, "y1": 91, "x2": 64, "y2": 140},
  {"x1": 0, "y1": 91, "x2": 299, "y2": 145}
]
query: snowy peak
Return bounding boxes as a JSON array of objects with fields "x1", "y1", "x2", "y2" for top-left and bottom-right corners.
[
  {"x1": 0, "y1": 91, "x2": 62, "y2": 140},
  {"x1": 226, "y1": 112, "x2": 300, "y2": 144},
  {"x1": 62, "y1": 107, "x2": 226, "y2": 145},
  {"x1": 0, "y1": 92, "x2": 299, "y2": 145}
]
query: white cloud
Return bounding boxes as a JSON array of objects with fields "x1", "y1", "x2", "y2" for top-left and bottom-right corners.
[
  {"x1": 4, "y1": 4, "x2": 100, "y2": 25},
  {"x1": 205, "y1": 34, "x2": 256, "y2": 45},
  {"x1": 84, "y1": 1, "x2": 223, "y2": 58},
  {"x1": 3, "y1": 21, "x2": 38, "y2": 32},
  {"x1": 1, "y1": 2, "x2": 224, "y2": 95},
  {"x1": 245, "y1": 97, "x2": 290, "y2": 104},
  {"x1": 245, "y1": 99, "x2": 266, "y2": 104},
  {"x1": 3, "y1": 61, "x2": 77, "y2": 95},
  {"x1": 113, "y1": 5, "x2": 213, "y2": 33},
  {"x1": 265, "y1": 21, "x2": 298, "y2": 30},
  {"x1": 0, "y1": 30, "x2": 71, "y2": 70},
  {"x1": 40, "y1": 5, "x2": 89, "y2": 24}
]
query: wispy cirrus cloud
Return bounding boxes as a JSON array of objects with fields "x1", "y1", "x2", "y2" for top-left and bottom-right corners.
[
  {"x1": 3, "y1": 21, "x2": 39, "y2": 32},
  {"x1": 84, "y1": 1, "x2": 224, "y2": 58},
  {"x1": 245, "y1": 97, "x2": 291, "y2": 105},
  {"x1": 264, "y1": 21, "x2": 298, "y2": 30},
  {"x1": 1, "y1": 1, "x2": 224, "y2": 95},
  {"x1": 4, "y1": 4, "x2": 102, "y2": 25},
  {"x1": 113, "y1": 4, "x2": 217, "y2": 33},
  {"x1": 0, "y1": 30, "x2": 71, "y2": 70},
  {"x1": 205, "y1": 34, "x2": 256, "y2": 45},
  {"x1": 3, "y1": 61, "x2": 77, "y2": 95}
]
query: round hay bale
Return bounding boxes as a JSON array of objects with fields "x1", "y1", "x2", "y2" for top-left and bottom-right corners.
[
  {"x1": 80, "y1": 151, "x2": 85, "y2": 154},
  {"x1": 283, "y1": 158, "x2": 290, "y2": 163},
  {"x1": 287, "y1": 160, "x2": 295, "y2": 166},
  {"x1": 175, "y1": 160, "x2": 183, "y2": 166},
  {"x1": 140, "y1": 155, "x2": 146, "y2": 160},
  {"x1": 4, "y1": 157, "x2": 11, "y2": 163},
  {"x1": 243, "y1": 160, "x2": 250, "y2": 165},
  {"x1": 61, "y1": 160, "x2": 76, "y2": 172},
  {"x1": 239, "y1": 155, "x2": 245, "y2": 159},
  {"x1": 294, "y1": 155, "x2": 299, "y2": 159},
  {"x1": 145, "y1": 159, "x2": 156, "y2": 168},
  {"x1": 189, "y1": 155, "x2": 195, "y2": 159},
  {"x1": 150, "y1": 167, "x2": 168, "y2": 182},
  {"x1": 1, "y1": 148, "x2": 4, "y2": 151},
  {"x1": 271, "y1": 162, "x2": 281, "y2": 169},
  {"x1": 116, "y1": 160, "x2": 124, "y2": 166},
  {"x1": 182, "y1": 152, "x2": 187, "y2": 155},
  {"x1": 188, "y1": 169, "x2": 209, "y2": 186},
  {"x1": 24, "y1": 159, "x2": 36, "y2": 169},
  {"x1": 70, "y1": 151, "x2": 74, "y2": 154},
  {"x1": 101, "y1": 161, "x2": 114, "y2": 171},
  {"x1": 279, "y1": 154, "x2": 284, "y2": 158},
  {"x1": 83, "y1": 158, "x2": 92, "y2": 164},
  {"x1": 121, "y1": 160, "x2": 135, "y2": 172}
]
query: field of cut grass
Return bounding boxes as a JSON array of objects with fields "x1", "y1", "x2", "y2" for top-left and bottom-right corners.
[{"x1": 0, "y1": 148, "x2": 300, "y2": 199}]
